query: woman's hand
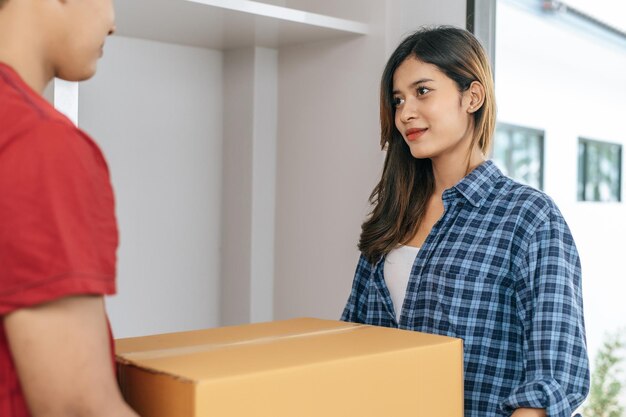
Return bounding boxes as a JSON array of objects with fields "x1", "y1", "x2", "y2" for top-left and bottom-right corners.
[{"x1": 511, "y1": 408, "x2": 546, "y2": 417}]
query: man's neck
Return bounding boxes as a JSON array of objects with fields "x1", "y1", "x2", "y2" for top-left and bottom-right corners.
[
  {"x1": 0, "y1": 5, "x2": 52, "y2": 94},
  {"x1": 0, "y1": 50, "x2": 51, "y2": 94}
]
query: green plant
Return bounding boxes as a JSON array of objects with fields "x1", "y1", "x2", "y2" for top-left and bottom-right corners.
[{"x1": 582, "y1": 330, "x2": 625, "y2": 417}]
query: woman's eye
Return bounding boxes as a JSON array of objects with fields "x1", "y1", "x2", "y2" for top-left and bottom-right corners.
[
  {"x1": 392, "y1": 97, "x2": 404, "y2": 107},
  {"x1": 417, "y1": 86, "x2": 430, "y2": 96}
]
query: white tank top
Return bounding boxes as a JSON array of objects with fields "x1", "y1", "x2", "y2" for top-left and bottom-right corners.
[{"x1": 384, "y1": 245, "x2": 420, "y2": 321}]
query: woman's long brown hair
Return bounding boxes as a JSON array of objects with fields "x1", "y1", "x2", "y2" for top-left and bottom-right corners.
[{"x1": 359, "y1": 26, "x2": 496, "y2": 264}]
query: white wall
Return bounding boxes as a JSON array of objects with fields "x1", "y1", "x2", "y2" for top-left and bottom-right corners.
[
  {"x1": 273, "y1": 39, "x2": 379, "y2": 320},
  {"x1": 221, "y1": 47, "x2": 278, "y2": 326},
  {"x1": 273, "y1": 0, "x2": 466, "y2": 321},
  {"x1": 495, "y1": 0, "x2": 626, "y2": 366},
  {"x1": 273, "y1": 2, "x2": 384, "y2": 321},
  {"x1": 385, "y1": 0, "x2": 468, "y2": 54},
  {"x1": 72, "y1": 0, "x2": 469, "y2": 335},
  {"x1": 78, "y1": 36, "x2": 223, "y2": 337}
]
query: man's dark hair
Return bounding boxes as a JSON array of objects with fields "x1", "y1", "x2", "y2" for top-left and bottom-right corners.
[{"x1": 0, "y1": 0, "x2": 8, "y2": 8}]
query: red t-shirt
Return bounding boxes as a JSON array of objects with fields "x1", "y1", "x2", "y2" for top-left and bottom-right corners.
[{"x1": 0, "y1": 63, "x2": 119, "y2": 417}]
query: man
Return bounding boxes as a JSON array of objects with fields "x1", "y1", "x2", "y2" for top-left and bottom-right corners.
[{"x1": 0, "y1": 1, "x2": 138, "y2": 416}]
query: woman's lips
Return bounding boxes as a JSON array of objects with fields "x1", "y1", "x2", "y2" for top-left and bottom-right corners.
[{"x1": 405, "y1": 128, "x2": 428, "y2": 141}]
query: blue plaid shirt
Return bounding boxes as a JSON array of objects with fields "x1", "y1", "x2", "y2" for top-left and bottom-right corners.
[{"x1": 341, "y1": 161, "x2": 589, "y2": 417}]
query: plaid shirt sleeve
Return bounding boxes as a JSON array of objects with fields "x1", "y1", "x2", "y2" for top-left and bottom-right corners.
[
  {"x1": 501, "y1": 206, "x2": 590, "y2": 417},
  {"x1": 341, "y1": 254, "x2": 371, "y2": 323}
]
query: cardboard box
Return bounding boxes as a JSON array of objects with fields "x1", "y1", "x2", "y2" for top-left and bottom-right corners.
[{"x1": 115, "y1": 318, "x2": 463, "y2": 417}]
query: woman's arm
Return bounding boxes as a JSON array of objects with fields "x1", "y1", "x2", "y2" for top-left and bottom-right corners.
[
  {"x1": 501, "y1": 208, "x2": 589, "y2": 417},
  {"x1": 341, "y1": 254, "x2": 373, "y2": 323}
]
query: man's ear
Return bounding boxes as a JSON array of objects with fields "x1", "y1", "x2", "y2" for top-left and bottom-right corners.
[{"x1": 466, "y1": 81, "x2": 485, "y2": 113}]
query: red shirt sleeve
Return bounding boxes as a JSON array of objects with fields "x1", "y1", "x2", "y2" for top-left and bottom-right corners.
[{"x1": 0, "y1": 119, "x2": 118, "y2": 314}]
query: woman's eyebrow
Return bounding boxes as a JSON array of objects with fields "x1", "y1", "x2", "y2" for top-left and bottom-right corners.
[{"x1": 392, "y1": 78, "x2": 435, "y2": 94}]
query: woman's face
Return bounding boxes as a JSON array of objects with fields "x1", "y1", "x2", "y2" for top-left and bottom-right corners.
[{"x1": 392, "y1": 56, "x2": 476, "y2": 164}]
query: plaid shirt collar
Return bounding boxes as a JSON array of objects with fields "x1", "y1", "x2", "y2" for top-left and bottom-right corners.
[
  {"x1": 449, "y1": 159, "x2": 502, "y2": 208},
  {"x1": 371, "y1": 160, "x2": 503, "y2": 271}
]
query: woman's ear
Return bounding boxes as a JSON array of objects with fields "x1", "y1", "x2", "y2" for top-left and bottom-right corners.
[{"x1": 466, "y1": 81, "x2": 485, "y2": 113}]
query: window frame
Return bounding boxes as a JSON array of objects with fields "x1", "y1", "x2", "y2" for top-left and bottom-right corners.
[
  {"x1": 577, "y1": 137, "x2": 623, "y2": 202},
  {"x1": 466, "y1": 0, "x2": 497, "y2": 74},
  {"x1": 493, "y1": 122, "x2": 545, "y2": 190}
]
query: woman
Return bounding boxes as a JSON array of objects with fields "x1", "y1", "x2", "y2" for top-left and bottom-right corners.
[{"x1": 341, "y1": 26, "x2": 589, "y2": 417}]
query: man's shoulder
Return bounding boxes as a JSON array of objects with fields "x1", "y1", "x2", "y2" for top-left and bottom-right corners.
[
  {"x1": 0, "y1": 113, "x2": 80, "y2": 157},
  {"x1": 0, "y1": 99, "x2": 85, "y2": 161},
  {"x1": 0, "y1": 70, "x2": 73, "y2": 145}
]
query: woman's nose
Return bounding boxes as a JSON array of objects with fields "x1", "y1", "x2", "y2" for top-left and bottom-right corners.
[{"x1": 399, "y1": 99, "x2": 417, "y2": 123}]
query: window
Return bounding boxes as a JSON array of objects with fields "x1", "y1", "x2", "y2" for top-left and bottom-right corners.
[
  {"x1": 578, "y1": 138, "x2": 622, "y2": 202},
  {"x1": 492, "y1": 123, "x2": 544, "y2": 190}
]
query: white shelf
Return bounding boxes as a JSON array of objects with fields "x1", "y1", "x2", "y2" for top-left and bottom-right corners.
[{"x1": 114, "y1": 0, "x2": 370, "y2": 49}]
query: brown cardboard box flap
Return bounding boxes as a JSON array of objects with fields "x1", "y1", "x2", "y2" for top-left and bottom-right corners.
[{"x1": 115, "y1": 317, "x2": 464, "y2": 417}]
